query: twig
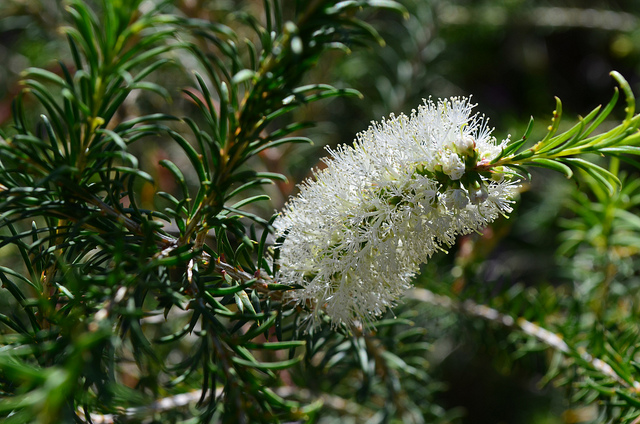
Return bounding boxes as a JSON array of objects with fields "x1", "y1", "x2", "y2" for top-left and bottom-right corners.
[
  {"x1": 407, "y1": 287, "x2": 639, "y2": 389},
  {"x1": 78, "y1": 389, "x2": 209, "y2": 423},
  {"x1": 78, "y1": 386, "x2": 371, "y2": 423}
]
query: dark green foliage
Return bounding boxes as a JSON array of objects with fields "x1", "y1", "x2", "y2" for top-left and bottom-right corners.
[
  {"x1": 4, "y1": 1, "x2": 640, "y2": 424},
  {"x1": 0, "y1": 1, "x2": 413, "y2": 423}
]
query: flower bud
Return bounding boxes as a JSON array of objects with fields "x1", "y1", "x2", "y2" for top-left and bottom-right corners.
[
  {"x1": 455, "y1": 134, "x2": 476, "y2": 156},
  {"x1": 441, "y1": 152, "x2": 465, "y2": 180}
]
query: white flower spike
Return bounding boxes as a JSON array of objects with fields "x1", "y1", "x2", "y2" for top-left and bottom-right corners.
[{"x1": 274, "y1": 97, "x2": 520, "y2": 328}]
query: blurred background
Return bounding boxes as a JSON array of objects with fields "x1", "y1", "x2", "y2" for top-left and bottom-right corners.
[{"x1": 3, "y1": 1, "x2": 640, "y2": 423}]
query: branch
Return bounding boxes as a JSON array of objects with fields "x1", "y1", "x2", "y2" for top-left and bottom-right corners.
[
  {"x1": 78, "y1": 389, "x2": 208, "y2": 423},
  {"x1": 78, "y1": 386, "x2": 371, "y2": 423},
  {"x1": 407, "y1": 288, "x2": 638, "y2": 389}
]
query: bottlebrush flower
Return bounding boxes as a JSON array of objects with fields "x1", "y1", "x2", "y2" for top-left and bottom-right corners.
[{"x1": 274, "y1": 97, "x2": 520, "y2": 328}]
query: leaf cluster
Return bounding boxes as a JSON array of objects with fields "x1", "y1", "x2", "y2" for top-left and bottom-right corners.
[
  {"x1": 5, "y1": 1, "x2": 640, "y2": 423},
  {"x1": 0, "y1": 1, "x2": 411, "y2": 423}
]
